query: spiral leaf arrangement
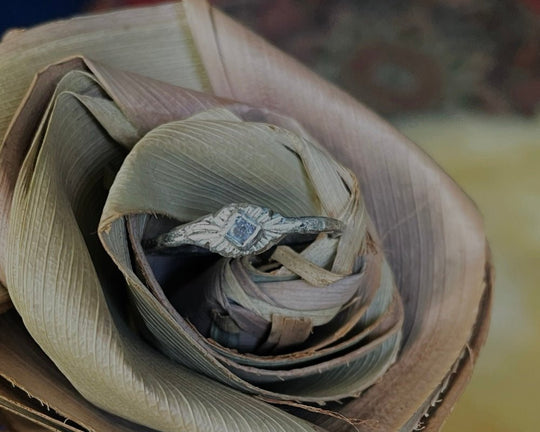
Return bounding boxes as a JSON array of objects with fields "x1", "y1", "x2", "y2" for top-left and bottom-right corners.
[{"x1": 0, "y1": 2, "x2": 491, "y2": 431}]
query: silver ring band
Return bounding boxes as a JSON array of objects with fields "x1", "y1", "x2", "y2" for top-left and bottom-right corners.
[{"x1": 144, "y1": 203, "x2": 343, "y2": 258}]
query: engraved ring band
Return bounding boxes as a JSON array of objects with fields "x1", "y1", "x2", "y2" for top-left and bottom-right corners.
[{"x1": 143, "y1": 203, "x2": 344, "y2": 258}]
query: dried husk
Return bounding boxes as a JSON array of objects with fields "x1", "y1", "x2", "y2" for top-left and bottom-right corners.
[{"x1": 0, "y1": 1, "x2": 492, "y2": 431}]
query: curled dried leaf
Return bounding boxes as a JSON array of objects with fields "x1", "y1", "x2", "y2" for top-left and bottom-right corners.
[{"x1": 0, "y1": 2, "x2": 491, "y2": 431}]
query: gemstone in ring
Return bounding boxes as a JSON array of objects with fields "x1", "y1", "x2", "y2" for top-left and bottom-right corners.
[{"x1": 143, "y1": 203, "x2": 344, "y2": 258}]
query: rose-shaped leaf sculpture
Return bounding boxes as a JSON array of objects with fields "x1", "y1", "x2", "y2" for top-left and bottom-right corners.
[{"x1": 0, "y1": 2, "x2": 492, "y2": 432}]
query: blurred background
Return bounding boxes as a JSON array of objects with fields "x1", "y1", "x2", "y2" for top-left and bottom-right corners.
[{"x1": 1, "y1": 1, "x2": 539, "y2": 431}]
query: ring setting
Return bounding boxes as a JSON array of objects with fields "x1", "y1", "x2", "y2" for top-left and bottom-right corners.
[
  {"x1": 144, "y1": 203, "x2": 344, "y2": 258},
  {"x1": 224, "y1": 213, "x2": 261, "y2": 248}
]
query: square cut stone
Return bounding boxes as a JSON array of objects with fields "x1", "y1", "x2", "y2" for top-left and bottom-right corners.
[{"x1": 225, "y1": 214, "x2": 260, "y2": 247}]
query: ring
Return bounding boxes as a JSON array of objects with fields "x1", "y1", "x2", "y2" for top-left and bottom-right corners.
[{"x1": 143, "y1": 203, "x2": 344, "y2": 258}]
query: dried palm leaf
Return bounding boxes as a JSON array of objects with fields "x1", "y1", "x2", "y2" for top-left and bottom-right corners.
[{"x1": 0, "y1": 2, "x2": 492, "y2": 431}]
